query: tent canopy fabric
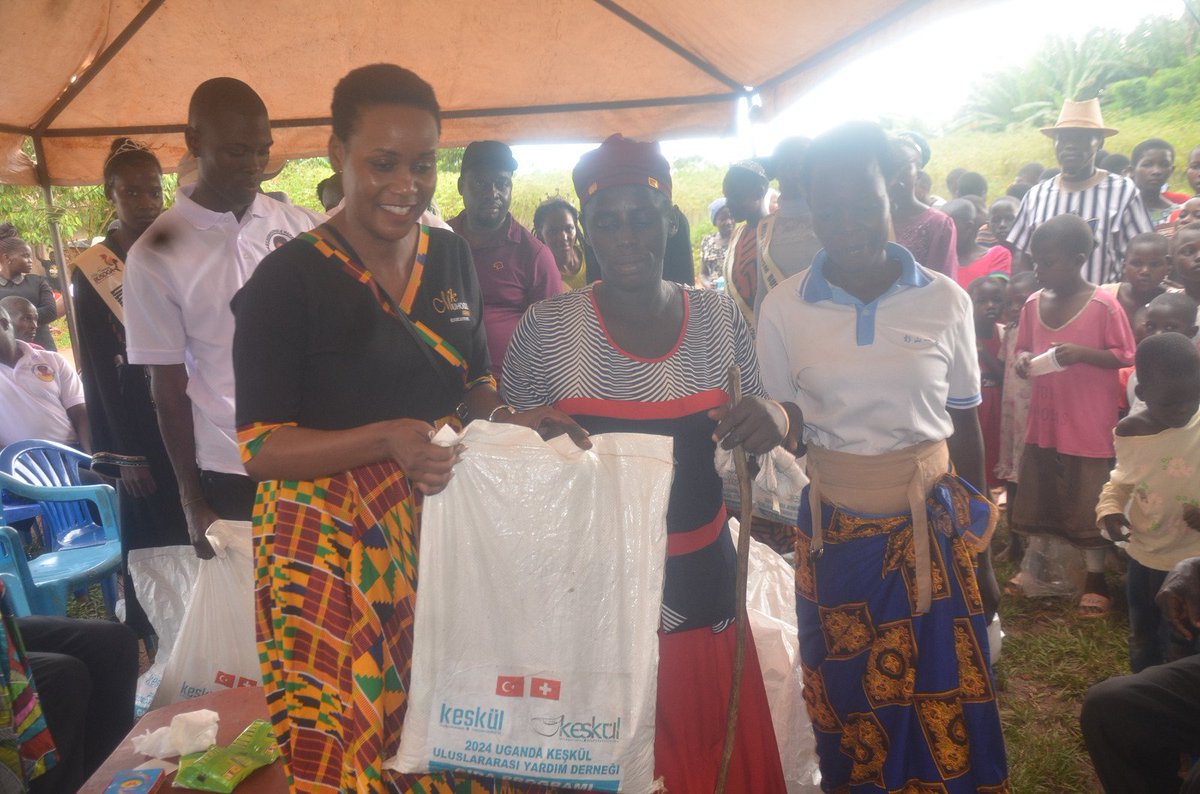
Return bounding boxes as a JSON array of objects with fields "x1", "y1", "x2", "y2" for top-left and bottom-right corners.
[{"x1": 0, "y1": 0, "x2": 984, "y2": 186}]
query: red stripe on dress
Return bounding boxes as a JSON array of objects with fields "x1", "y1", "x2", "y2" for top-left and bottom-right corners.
[
  {"x1": 668, "y1": 505, "x2": 727, "y2": 556},
  {"x1": 589, "y1": 285, "x2": 691, "y2": 363},
  {"x1": 556, "y1": 389, "x2": 729, "y2": 420}
]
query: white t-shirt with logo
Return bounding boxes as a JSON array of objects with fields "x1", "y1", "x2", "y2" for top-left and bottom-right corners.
[
  {"x1": 124, "y1": 187, "x2": 319, "y2": 475},
  {"x1": 0, "y1": 341, "x2": 86, "y2": 447}
]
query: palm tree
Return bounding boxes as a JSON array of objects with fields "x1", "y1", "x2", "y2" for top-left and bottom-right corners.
[{"x1": 948, "y1": 14, "x2": 1181, "y2": 132}]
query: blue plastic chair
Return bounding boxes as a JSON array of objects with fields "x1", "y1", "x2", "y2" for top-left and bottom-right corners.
[
  {"x1": 0, "y1": 440, "x2": 124, "y2": 615},
  {"x1": 0, "y1": 480, "x2": 122, "y2": 616},
  {"x1": 0, "y1": 440, "x2": 110, "y2": 549}
]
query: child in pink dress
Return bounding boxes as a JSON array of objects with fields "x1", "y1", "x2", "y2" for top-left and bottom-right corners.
[{"x1": 1013, "y1": 215, "x2": 1136, "y2": 618}]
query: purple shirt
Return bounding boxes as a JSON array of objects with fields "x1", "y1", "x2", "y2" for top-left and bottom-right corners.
[
  {"x1": 447, "y1": 212, "x2": 561, "y2": 386},
  {"x1": 896, "y1": 207, "x2": 959, "y2": 280}
]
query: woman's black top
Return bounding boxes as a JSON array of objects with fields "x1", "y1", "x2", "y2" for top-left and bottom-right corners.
[
  {"x1": 233, "y1": 225, "x2": 492, "y2": 433},
  {"x1": 71, "y1": 233, "x2": 188, "y2": 550}
]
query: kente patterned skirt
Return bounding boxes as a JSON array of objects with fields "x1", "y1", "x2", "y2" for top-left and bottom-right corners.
[
  {"x1": 795, "y1": 474, "x2": 1011, "y2": 793},
  {"x1": 252, "y1": 458, "x2": 562, "y2": 794}
]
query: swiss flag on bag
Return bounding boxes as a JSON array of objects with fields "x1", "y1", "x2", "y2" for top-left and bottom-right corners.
[
  {"x1": 496, "y1": 675, "x2": 525, "y2": 697},
  {"x1": 530, "y1": 677, "x2": 561, "y2": 700}
]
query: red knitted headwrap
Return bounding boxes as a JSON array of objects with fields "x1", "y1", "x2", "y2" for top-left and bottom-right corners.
[{"x1": 572, "y1": 134, "x2": 672, "y2": 209}]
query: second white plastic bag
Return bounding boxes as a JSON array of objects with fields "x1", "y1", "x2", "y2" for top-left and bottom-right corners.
[
  {"x1": 129, "y1": 545, "x2": 201, "y2": 715},
  {"x1": 388, "y1": 422, "x2": 673, "y2": 793},
  {"x1": 151, "y1": 519, "x2": 259, "y2": 709}
]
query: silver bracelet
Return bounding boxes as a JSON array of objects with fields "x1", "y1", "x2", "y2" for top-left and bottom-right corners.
[{"x1": 488, "y1": 404, "x2": 516, "y2": 422}]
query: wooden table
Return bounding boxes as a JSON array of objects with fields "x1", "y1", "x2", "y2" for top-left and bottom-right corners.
[{"x1": 80, "y1": 687, "x2": 288, "y2": 793}]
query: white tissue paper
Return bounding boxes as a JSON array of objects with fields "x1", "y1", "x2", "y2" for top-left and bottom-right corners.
[
  {"x1": 131, "y1": 709, "x2": 219, "y2": 758},
  {"x1": 717, "y1": 446, "x2": 808, "y2": 526}
]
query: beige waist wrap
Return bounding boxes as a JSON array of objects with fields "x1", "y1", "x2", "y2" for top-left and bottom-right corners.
[{"x1": 806, "y1": 440, "x2": 950, "y2": 614}]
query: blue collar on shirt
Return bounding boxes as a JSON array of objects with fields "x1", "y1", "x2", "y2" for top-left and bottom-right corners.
[{"x1": 801, "y1": 242, "x2": 932, "y2": 346}]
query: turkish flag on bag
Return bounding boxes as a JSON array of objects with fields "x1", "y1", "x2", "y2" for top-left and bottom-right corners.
[
  {"x1": 496, "y1": 675, "x2": 525, "y2": 697},
  {"x1": 530, "y1": 677, "x2": 561, "y2": 700}
]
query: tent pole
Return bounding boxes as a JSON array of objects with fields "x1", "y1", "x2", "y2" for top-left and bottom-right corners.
[{"x1": 32, "y1": 135, "x2": 80, "y2": 363}]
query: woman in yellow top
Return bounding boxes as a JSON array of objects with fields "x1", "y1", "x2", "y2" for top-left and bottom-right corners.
[{"x1": 533, "y1": 197, "x2": 586, "y2": 290}]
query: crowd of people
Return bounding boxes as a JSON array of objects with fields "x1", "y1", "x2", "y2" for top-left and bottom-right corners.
[{"x1": 0, "y1": 62, "x2": 1199, "y2": 792}]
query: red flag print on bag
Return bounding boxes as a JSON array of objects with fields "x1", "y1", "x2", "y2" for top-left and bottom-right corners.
[
  {"x1": 531, "y1": 677, "x2": 561, "y2": 700},
  {"x1": 496, "y1": 675, "x2": 525, "y2": 697},
  {"x1": 214, "y1": 670, "x2": 235, "y2": 688}
]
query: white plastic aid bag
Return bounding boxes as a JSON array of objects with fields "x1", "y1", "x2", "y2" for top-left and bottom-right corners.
[
  {"x1": 387, "y1": 422, "x2": 673, "y2": 793},
  {"x1": 728, "y1": 519, "x2": 822, "y2": 793},
  {"x1": 129, "y1": 545, "x2": 201, "y2": 716},
  {"x1": 151, "y1": 519, "x2": 260, "y2": 709}
]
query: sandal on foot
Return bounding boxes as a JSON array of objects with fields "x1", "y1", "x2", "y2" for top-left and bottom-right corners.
[
  {"x1": 1004, "y1": 574, "x2": 1024, "y2": 597},
  {"x1": 1077, "y1": 592, "x2": 1112, "y2": 619}
]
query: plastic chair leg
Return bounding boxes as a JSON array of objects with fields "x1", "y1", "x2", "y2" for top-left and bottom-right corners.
[{"x1": 100, "y1": 574, "x2": 118, "y2": 615}]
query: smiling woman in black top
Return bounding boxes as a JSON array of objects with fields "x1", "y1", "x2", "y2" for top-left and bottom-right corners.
[{"x1": 232, "y1": 64, "x2": 578, "y2": 793}]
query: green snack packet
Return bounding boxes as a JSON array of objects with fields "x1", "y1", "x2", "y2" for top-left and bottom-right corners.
[{"x1": 172, "y1": 719, "x2": 279, "y2": 792}]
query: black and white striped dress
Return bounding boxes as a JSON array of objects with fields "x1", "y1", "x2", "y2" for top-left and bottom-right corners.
[
  {"x1": 503, "y1": 284, "x2": 763, "y2": 633},
  {"x1": 1007, "y1": 172, "x2": 1154, "y2": 284}
]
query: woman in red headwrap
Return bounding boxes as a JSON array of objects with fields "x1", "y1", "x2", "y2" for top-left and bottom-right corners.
[{"x1": 503, "y1": 134, "x2": 791, "y2": 792}]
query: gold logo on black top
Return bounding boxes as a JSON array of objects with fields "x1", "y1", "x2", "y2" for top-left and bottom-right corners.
[{"x1": 433, "y1": 288, "x2": 470, "y2": 319}]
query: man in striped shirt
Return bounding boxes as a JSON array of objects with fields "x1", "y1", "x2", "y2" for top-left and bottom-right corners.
[{"x1": 1008, "y1": 99, "x2": 1153, "y2": 284}]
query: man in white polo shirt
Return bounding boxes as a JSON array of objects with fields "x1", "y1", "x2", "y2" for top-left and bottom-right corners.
[
  {"x1": 124, "y1": 77, "x2": 318, "y2": 559},
  {"x1": 0, "y1": 302, "x2": 91, "y2": 451}
]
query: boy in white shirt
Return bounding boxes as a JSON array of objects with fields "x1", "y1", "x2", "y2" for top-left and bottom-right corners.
[{"x1": 1098, "y1": 332, "x2": 1200, "y2": 671}]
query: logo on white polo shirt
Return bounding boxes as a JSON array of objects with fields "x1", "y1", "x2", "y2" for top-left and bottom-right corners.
[
  {"x1": 33, "y1": 364, "x2": 54, "y2": 382},
  {"x1": 266, "y1": 229, "x2": 295, "y2": 250}
]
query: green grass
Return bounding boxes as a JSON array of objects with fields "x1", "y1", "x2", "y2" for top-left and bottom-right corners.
[
  {"x1": 65, "y1": 583, "x2": 112, "y2": 621},
  {"x1": 992, "y1": 517, "x2": 1130, "y2": 793},
  {"x1": 49, "y1": 315, "x2": 70, "y2": 351}
]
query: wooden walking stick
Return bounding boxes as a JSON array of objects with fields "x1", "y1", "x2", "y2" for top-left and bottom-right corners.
[{"x1": 715, "y1": 364, "x2": 755, "y2": 794}]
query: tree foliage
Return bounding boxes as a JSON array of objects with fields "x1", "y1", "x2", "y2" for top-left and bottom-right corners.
[{"x1": 950, "y1": 13, "x2": 1198, "y2": 133}]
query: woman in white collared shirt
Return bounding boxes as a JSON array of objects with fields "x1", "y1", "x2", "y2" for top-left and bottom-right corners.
[{"x1": 756, "y1": 121, "x2": 1009, "y2": 792}]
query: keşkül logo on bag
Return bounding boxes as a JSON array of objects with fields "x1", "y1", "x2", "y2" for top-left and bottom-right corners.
[
  {"x1": 529, "y1": 714, "x2": 622, "y2": 742},
  {"x1": 439, "y1": 703, "x2": 506, "y2": 734}
]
